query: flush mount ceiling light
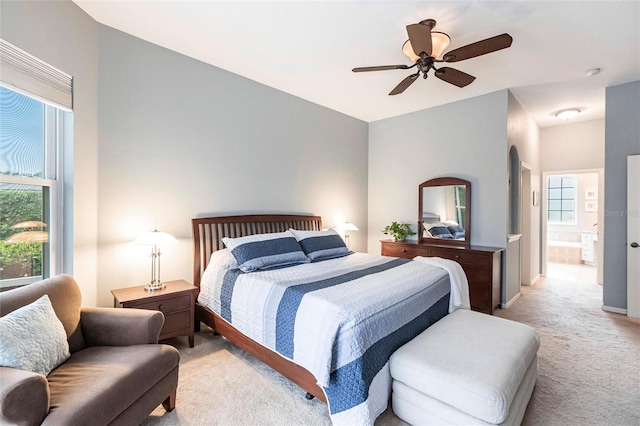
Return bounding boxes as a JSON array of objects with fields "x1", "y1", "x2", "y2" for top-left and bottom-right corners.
[
  {"x1": 554, "y1": 108, "x2": 581, "y2": 121},
  {"x1": 585, "y1": 68, "x2": 601, "y2": 77}
]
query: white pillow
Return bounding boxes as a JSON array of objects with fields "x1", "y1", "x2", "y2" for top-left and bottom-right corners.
[
  {"x1": 0, "y1": 294, "x2": 70, "y2": 376},
  {"x1": 208, "y1": 248, "x2": 238, "y2": 271}
]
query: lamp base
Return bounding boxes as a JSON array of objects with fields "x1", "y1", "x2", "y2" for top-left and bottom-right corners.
[{"x1": 145, "y1": 282, "x2": 166, "y2": 292}]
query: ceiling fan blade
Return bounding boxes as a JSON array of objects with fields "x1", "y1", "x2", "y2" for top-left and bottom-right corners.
[
  {"x1": 352, "y1": 65, "x2": 410, "y2": 72},
  {"x1": 389, "y1": 73, "x2": 419, "y2": 96},
  {"x1": 434, "y1": 67, "x2": 476, "y2": 87},
  {"x1": 442, "y1": 33, "x2": 513, "y2": 63},
  {"x1": 406, "y1": 23, "x2": 433, "y2": 57}
]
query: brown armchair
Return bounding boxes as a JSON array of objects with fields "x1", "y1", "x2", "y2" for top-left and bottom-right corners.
[{"x1": 0, "y1": 275, "x2": 180, "y2": 425}]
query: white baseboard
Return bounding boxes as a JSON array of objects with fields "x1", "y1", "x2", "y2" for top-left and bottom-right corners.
[
  {"x1": 501, "y1": 292, "x2": 522, "y2": 309},
  {"x1": 602, "y1": 305, "x2": 627, "y2": 315}
]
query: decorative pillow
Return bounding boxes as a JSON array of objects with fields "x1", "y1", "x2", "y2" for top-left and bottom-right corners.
[
  {"x1": 428, "y1": 224, "x2": 454, "y2": 239},
  {"x1": 222, "y1": 231, "x2": 310, "y2": 272},
  {"x1": 0, "y1": 294, "x2": 70, "y2": 376},
  {"x1": 447, "y1": 224, "x2": 465, "y2": 239},
  {"x1": 288, "y1": 228, "x2": 352, "y2": 261}
]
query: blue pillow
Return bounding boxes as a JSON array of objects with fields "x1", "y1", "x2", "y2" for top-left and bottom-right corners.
[
  {"x1": 447, "y1": 224, "x2": 465, "y2": 239},
  {"x1": 222, "y1": 231, "x2": 309, "y2": 272},
  {"x1": 428, "y1": 225, "x2": 454, "y2": 239},
  {"x1": 288, "y1": 228, "x2": 352, "y2": 261}
]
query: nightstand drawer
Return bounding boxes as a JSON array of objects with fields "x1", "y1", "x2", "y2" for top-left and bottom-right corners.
[
  {"x1": 162, "y1": 310, "x2": 191, "y2": 336},
  {"x1": 134, "y1": 294, "x2": 191, "y2": 314}
]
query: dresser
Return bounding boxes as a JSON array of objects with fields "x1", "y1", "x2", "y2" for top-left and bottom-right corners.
[{"x1": 381, "y1": 240, "x2": 503, "y2": 314}]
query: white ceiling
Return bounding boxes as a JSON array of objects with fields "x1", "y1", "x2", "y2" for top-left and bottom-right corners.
[{"x1": 73, "y1": 1, "x2": 640, "y2": 127}]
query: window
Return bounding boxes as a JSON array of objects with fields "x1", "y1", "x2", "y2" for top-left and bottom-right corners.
[
  {"x1": 0, "y1": 87, "x2": 64, "y2": 289},
  {"x1": 454, "y1": 185, "x2": 466, "y2": 228},
  {"x1": 547, "y1": 175, "x2": 576, "y2": 224}
]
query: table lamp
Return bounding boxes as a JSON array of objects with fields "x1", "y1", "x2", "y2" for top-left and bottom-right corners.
[
  {"x1": 336, "y1": 221, "x2": 359, "y2": 249},
  {"x1": 134, "y1": 229, "x2": 177, "y2": 291}
]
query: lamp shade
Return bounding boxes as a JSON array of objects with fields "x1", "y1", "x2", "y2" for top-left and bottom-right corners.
[
  {"x1": 336, "y1": 222, "x2": 359, "y2": 232},
  {"x1": 133, "y1": 229, "x2": 177, "y2": 246}
]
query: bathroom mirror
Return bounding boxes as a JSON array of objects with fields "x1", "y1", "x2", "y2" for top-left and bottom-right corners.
[{"x1": 419, "y1": 177, "x2": 471, "y2": 246}]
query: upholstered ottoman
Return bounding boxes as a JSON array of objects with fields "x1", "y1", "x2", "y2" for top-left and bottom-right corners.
[{"x1": 389, "y1": 309, "x2": 540, "y2": 425}]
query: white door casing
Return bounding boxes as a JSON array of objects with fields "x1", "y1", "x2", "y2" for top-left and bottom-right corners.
[{"x1": 627, "y1": 155, "x2": 640, "y2": 318}]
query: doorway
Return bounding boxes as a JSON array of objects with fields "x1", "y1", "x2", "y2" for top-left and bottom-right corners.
[
  {"x1": 520, "y1": 163, "x2": 533, "y2": 285},
  {"x1": 542, "y1": 169, "x2": 604, "y2": 285}
]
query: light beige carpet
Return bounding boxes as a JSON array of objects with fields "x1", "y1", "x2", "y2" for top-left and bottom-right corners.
[{"x1": 144, "y1": 275, "x2": 640, "y2": 426}]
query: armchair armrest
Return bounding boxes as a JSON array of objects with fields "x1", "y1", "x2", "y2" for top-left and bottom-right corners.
[
  {"x1": 0, "y1": 367, "x2": 49, "y2": 425},
  {"x1": 81, "y1": 307, "x2": 164, "y2": 346}
]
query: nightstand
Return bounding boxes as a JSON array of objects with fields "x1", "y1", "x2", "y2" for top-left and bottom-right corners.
[{"x1": 111, "y1": 279, "x2": 198, "y2": 347}]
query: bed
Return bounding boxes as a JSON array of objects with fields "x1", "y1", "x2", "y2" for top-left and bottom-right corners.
[{"x1": 192, "y1": 214, "x2": 469, "y2": 425}]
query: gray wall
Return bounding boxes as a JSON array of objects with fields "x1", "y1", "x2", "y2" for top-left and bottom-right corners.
[
  {"x1": 367, "y1": 90, "x2": 509, "y2": 252},
  {"x1": 96, "y1": 26, "x2": 369, "y2": 306},
  {"x1": 604, "y1": 81, "x2": 640, "y2": 311},
  {"x1": 506, "y1": 92, "x2": 541, "y2": 298},
  {"x1": 1, "y1": 0, "x2": 100, "y2": 305},
  {"x1": 2, "y1": 1, "x2": 369, "y2": 307}
]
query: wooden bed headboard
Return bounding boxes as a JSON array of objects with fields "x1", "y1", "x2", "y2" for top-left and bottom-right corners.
[{"x1": 191, "y1": 214, "x2": 322, "y2": 287}]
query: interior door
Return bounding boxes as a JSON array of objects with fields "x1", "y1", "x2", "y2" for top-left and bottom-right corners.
[{"x1": 627, "y1": 155, "x2": 640, "y2": 318}]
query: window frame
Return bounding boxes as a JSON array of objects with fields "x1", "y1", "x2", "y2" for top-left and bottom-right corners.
[
  {"x1": 0, "y1": 93, "x2": 65, "y2": 287},
  {"x1": 547, "y1": 175, "x2": 577, "y2": 226},
  {"x1": 454, "y1": 185, "x2": 466, "y2": 228}
]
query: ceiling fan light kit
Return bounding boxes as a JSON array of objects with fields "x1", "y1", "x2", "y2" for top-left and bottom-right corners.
[
  {"x1": 403, "y1": 31, "x2": 451, "y2": 62},
  {"x1": 353, "y1": 19, "x2": 513, "y2": 96}
]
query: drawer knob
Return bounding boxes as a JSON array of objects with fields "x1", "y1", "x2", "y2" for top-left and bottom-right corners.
[
  {"x1": 455, "y1": 255, "x2": 460, "y2": 259},
  {"x1": 402, "y1": 249, "x2": 407, "y2": 252}
]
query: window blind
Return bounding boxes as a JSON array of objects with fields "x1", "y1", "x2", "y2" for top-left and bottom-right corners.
[{"x1": 0, "y1": 38, "x2": 73, "y2": 110}]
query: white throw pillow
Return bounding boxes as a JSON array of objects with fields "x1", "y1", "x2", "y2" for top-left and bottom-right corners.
[{"x1": 0, "y1": 294, "x2": 70, "y2": 376}]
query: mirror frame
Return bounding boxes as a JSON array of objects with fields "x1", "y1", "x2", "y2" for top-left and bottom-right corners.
[{"x1": 418, "y1": 177, "x2": 471, "y2": 246}]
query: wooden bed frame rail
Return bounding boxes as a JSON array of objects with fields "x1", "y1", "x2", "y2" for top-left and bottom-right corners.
[{"x1": 191, "y1": 214, "x2": 326, "y2": 402}]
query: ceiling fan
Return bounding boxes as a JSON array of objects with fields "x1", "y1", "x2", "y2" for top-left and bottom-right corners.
[{"x1": 352, "y1": 19, "x2": 513, "y2": 95}]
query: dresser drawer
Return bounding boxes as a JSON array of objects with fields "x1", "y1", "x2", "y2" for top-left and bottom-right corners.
[
  {"x1": 132, "y1": 294, "x2": 191, "y2": 314},
  {"x1": 429, "y1": 248, "x2": 487, "y2": 268},
  {"x1": 381, "y1": 243, "x2": 423, "y2": 259}
]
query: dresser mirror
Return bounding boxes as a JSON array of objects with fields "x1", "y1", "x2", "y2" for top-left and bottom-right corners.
[{"x1": 419, "y1": 177, "x2": 471, "y2": 246}]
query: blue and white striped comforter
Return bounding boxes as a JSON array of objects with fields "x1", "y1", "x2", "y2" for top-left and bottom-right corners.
[{"x1": 199, "y1": 252, "x2": 463, "y2": 425}]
